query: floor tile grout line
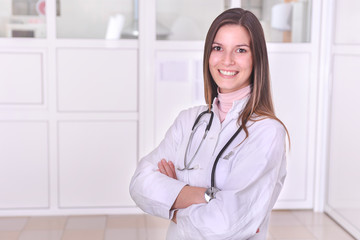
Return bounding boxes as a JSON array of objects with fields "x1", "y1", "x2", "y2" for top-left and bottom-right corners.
[
  {"x1": 290, "y1": 210, "x2": 325, "y2": 240},
  {"x1": 140, "y1": 214, "x2": 147, "y2": 240},
  {"x1": 270, "y1": 210, "x2": 318, "y2": 240},
  {"x1": 60, "y1": 215, "x2": 69, "y2": 240},
  {"x1": 22, "y1": 215, "x2": 68, "y2": 240},
  {"x1": 144, "y1": 214, "x2": 149, "y2": 240},
  {"x1": 18, "y1": 216, "x2": 30, "y2": 238},
  {"x1": 323, "y1": 212, "x2": 357, "y2": 240},
  {"x1": 290, "y1": 210, "x2": 356, "y2": 240},
  {"x1": 103, "y1": 215, "x2": 108, "y2": 240}
]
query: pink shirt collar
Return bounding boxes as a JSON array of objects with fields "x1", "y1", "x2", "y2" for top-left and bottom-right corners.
[{"x1": 216, "y1": 85, "x2": 251, "y2": 122}]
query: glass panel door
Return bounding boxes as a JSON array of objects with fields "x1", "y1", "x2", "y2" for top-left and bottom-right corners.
[
  {"x1": 0, "y1": 0, "x2": 47, "y2": 38},
  {"x1": 242, "y1": 0, "x2": 311, "y2": 42},
  {"x1": 156, "y1": 0, "x2": 311, "y2": 42},
  {"x1": 326, "y1": 50, "x2": 360, "y2": 240},
  {"x1": 56, "y1": 0, "x2": 137, "y2": 39},
  {"x1": 156, "y1": 0, "x2": 224, "y2": 40}
]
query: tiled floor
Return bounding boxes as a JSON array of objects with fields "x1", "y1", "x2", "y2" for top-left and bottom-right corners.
[{"x1": 0, "y1": 210, "x2": 355, "y2": 240}]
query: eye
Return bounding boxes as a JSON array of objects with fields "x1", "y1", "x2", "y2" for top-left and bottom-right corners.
[
  {"x1": 236, "y1": 48, "x2": 247, "y2": 53},
  {"x1": 212, "y1": 46, "x2": 222, "y2": 51}
]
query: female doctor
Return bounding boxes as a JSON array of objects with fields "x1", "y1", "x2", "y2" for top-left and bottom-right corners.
[{"x1": 130, "y1": 8, "x2": 288, "y2": 240}]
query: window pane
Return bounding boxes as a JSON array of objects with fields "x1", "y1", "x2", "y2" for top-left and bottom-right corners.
[
  {"x1": 156, "y1": 0, "x2": 311, "y2": 43},
  {"x1": 242, "y1": 0, "x2": 311, "y2": 43},
  {"x1": 0, "y1": 0, "x2": 47, "y2": 38},
  {"x1": 156, "y1": 0, "x2": 224, "y2": 40},
  {"x1": 56, "y1": 0, "x2": 137, "y2": 39}
]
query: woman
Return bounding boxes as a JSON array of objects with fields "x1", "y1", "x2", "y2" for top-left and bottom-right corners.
[{"x1": 130, "y1": 8, "x2": 288, "y2": 240}]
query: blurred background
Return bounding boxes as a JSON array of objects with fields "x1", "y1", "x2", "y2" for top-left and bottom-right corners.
[{"x1": 0, "y1": 0, "x2": 359, "y2": 239}]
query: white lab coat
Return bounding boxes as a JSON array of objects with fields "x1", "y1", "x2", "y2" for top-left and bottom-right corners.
[{"x1": 129, "y1": 97, "x2": 287, "y2": 240}]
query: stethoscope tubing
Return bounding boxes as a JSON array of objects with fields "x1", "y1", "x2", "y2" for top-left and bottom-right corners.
[
  {"x1": 179, "y1": 109, "x2": 243, "y2": 190},
  {"x1": 192, "y1": 110, "x2": 214, "y2": 132},
  {"x1": 178, "y1": 110, "x2": 214, "y2": 171},
  {"x1": 210, "y1": 126, "x2": 242, "y2": 189},
  {"x1": 178, "y1": 122, "x2": 207, "y2": 171}
]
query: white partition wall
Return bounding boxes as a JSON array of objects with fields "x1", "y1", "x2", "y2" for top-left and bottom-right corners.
[
  {"x1": 154, "y1": 50, "x2": 204, "y2": 144},
  {"x1": 58, "y1": 121, "x2": 137, "y2": 208},
  {"x1": 0, "y1": 52, "x2": 44, "y2": 104},
  {"x1": 57, "y1": 48, "x2": 138, "y2": 112},
  {"x1": 269, "y1": 52, "x2": 313, "y2": 208},
  {"x1": 0, "y1": 121, "x2": 49, "y2": 209},
  {"x1": 0, "y1": 0, "x2": 339, "y2": 216},
  {"x1": 0, "y1": 14, "x2": 139, "y2": 216},
  {"x1": 324, "y1": 0, "x2": 360, "y2": 237}
]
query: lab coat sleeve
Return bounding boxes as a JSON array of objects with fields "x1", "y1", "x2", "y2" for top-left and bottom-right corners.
[
  {"x1": 175, "y1": 120, "x2": 287, "y2": 239},
  {"x1": 129, "y1": 109, "x2": 195, "y2": 219}
]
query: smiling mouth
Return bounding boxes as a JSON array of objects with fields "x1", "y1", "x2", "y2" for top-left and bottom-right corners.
[{"x1": 219, "y1": 70, "x2": 238, "y2": 76}]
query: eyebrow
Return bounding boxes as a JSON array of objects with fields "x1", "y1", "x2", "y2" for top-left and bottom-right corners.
[{"x1": 212, "y1": 42, "x2": 250, "y2": 47}]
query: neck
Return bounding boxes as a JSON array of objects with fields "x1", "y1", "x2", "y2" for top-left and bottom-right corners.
[{"x1": 216, "y1": 85, "x2": 251, "y2": 122}]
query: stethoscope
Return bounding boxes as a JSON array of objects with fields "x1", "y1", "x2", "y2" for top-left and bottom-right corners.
[{"x1": 178, "y1": 109, "x2": 243, "y2": 190}]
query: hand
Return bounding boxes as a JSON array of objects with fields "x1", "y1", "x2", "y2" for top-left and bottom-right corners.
[{"x1": 158, "y1": 159, "x2": 177, "y2": 180}]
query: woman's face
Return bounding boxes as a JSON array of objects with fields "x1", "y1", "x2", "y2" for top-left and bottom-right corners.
[{"x1": 209, "y1": 24, "x2": 253, "y2": 93}]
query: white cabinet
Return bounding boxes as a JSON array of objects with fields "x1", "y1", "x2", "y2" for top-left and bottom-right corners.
[
  {"x1": 0, "y1": 46, "x2": 139, "y2": 215},
  {"x1": 0, "y1": 51, "x2": 44, "y2": 104},
  {"x1": 58, "y1": 121, "x2": 137, "y2": 208},
  {"x1": 57, "y1": 48, "x2": 138, "y2": 112},
  {"x1": 0, "y1": 6, "x2": 139, "y2": 214},
  {"x1": 268, "y1": 51, "x2": 315, "y2": 208},
  {"x1": 0, "y1": 122, "x2": 49, "y2": 209}
]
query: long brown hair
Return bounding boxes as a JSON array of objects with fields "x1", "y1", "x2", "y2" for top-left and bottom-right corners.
[{"x1": 203, "y1": 8, "x2": 289, "y2": 142}]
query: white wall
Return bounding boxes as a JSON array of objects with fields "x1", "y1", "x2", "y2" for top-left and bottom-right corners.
[{"x1": 325, "y1": 0, "x2": 360, "y2": 238}]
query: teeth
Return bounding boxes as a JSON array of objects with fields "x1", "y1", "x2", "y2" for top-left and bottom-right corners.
[{"x1": 219, "y1": 70, "x2": 237, "y2": 76}]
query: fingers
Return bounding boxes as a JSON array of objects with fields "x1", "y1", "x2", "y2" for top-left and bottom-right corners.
[
  {"x1": 157, "y1": 160, "x2": 166, "y2": 175},
  {"x1": 168, "y1": 161, "x2": 177, "y2": 180},
  {"x1": 161, "y1": 159, "x2": 175, "y2": 178},
  {"x1": 158, "y1": 159, "x2": 177, "y2": 179}
]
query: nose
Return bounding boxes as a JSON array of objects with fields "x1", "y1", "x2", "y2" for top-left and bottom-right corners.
[{"x1": 222, "y1": 51, "x2": 235, "y2": 66}]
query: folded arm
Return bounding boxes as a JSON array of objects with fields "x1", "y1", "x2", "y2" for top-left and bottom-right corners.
[
  {"x1": 129, "y1": 107, "x2": 207, "y2": 219},
  {"x1": 157, "y1": 159, "x2": 207, "y2": 223}
]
